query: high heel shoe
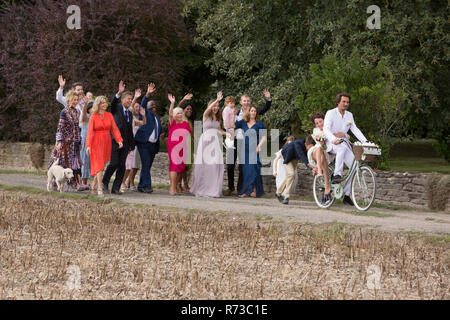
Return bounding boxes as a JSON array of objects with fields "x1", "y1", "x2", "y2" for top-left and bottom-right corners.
[{"x1": 321, "y1": 192, "x2": 332, "y2": 205}]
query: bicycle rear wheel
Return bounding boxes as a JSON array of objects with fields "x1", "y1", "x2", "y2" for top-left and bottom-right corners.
[
  {"x1": 313, "y1": 175, "x2": 335, "y2": 209},
  {"x1": 351, "y1": 165, "x2": 376, "y2": 211}
]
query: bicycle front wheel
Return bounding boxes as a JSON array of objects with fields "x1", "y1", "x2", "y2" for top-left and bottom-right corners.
[
  {"x1": 351, "y1": 165, "x2": 376, "y2": 211},
  {"x1": 313, "y1": 175, "x2": 335, "y2": 209}
]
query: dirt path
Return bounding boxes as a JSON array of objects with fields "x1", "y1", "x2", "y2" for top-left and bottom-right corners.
[{"x1": 1, "y1": 173, "x2": 449, "y2": 236}]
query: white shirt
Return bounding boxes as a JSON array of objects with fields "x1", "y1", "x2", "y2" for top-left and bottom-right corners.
[
  {"x1": 235, "y1": 108, "x2": 246, "y2": 139},
  {"x1": 148, "y1": 112, "x2": 159, "y2": 143},
  {"x1": 323, "y1": 107, "x2": 367, "y2": 152}
]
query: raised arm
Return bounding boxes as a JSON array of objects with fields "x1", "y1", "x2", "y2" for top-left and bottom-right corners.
[
  {"x1": 257, "y1": 89, "x2": 271, "y2": 116},
  {"x1": 56, "y1": 75, "x2": 67, "y2": 107},
  {"x1": 203, "y1": 91, "x2": 223, "y2": 122},
  {"x1": 131, "y1": 88, "x2": 142, "y2": 109},
  {"x1": 141, "y1": 83, "x2": 156, "y2": 110},
  {"x1": 111, "y1": 80, "x2": 125, "y2": 114},
  {"x1": 168, "y1": 94, "x2": 176, "y2": 125},
  {"x1": 177, "y1": 93, "x2": 193, "y2": 108}
]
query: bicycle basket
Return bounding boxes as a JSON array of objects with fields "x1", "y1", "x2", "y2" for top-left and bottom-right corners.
[{"x1": 353, "y1": 144, "x2": 381, "y2": 161}]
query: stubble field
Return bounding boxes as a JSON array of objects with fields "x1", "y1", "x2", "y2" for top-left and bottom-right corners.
[{"x1": 0, "y1": 190, "x2": 448, "y2": 299}]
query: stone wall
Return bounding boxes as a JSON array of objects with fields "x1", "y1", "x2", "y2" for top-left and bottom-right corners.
[
  {"x1": 0, "y1": 142, "x2": 54, "y2": 171},
  {"x1": 1, "y1": 142, "x2": 448, "y2": 211}
]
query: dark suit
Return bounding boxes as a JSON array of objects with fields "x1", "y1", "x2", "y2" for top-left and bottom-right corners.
[
  {"x1": 102, "y1": 94, "x2": 136, "y2": 192},
  {"x1": 281, "y1": 138, "x2": 309, "y2": 167},
  {"x1": 227, "y1": 99, "x2": 272, "y2": 193},
  {"x1": 134, "y1": 95, "x2": 163, "y2": 191}
]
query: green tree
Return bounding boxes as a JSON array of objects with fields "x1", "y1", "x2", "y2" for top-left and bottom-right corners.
[
  {"x1": 182, "y1": 0, "x2": 449, "y2": 159},
  {"x1": 297, "y1": 50, "x2": 407, "y2": 168}
]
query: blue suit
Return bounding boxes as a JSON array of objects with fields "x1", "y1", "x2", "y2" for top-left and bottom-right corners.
[
  {"x1": 135, "y1": 95, "x2": 164, "y2": 191},
  {"x1": 282, "y1": 139, "x2": 309, "y2": 167}
]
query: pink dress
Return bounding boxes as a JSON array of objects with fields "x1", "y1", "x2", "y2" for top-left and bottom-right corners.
[
  {"x1": 125, "y1": 114, "x2": 141, "y2": 170},
  {"x1": 167, "y1": 119, "x2": 192, "y2": 172}
]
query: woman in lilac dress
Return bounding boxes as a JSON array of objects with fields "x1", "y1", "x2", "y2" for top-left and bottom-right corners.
[{"x1": 190, "y1": 91, "x2": 230, "y2": 197}]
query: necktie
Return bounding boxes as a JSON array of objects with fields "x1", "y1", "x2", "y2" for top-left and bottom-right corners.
[{"x1": 124, "y1": 110, "x2": 129, "y2": 123}]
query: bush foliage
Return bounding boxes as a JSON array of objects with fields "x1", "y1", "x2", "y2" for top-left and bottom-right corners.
[
  {"x1": 0, "y1": 0, "x2": 191, "y2": 143},
  {"x1": 296, "y1": 50, "x2": 407, "y2": 168},
  {"x1": 182, "y1": 0, "x2": 449, "y2": 160}
]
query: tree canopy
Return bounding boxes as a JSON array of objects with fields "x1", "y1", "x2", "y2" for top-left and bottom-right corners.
[
  {"x1": 0, "y1": 0, "x2": 192, "y2": 142},
  {"x1": 182, "y1": 0, "x2": 449, "y2": 158},
  {"x1": 0, "y1": 0, "x2": 448, "y2": 160}
]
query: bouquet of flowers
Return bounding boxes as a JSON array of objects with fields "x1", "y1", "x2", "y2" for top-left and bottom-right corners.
[{"x1": 312, "y1": 128, "x2": 326, "y2": 143}]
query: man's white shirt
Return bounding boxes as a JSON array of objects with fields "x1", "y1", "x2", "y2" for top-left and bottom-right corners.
[
  {"x1": 235, "y1": 108, "x2": 245, "y2": 140},
  {"x1": 148, "y1": 113, "x2": 158, "y2": 143},
  {"x1": 323, "y1": 107, "x2": 367, "y2": 152}
]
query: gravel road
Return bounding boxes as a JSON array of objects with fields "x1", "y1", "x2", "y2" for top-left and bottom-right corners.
[{"x1": 1, "y1": 173, "x2": 449, "y2": 236}]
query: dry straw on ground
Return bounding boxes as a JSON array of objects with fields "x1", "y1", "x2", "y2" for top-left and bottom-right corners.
[{"x1": 0, "y1": 190, "x2": 448, "y2": 300}]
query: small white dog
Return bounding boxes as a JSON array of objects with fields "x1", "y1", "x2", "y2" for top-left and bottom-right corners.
[{"x1": 47, "y1": 159, "x2": 74, "y2": 193}]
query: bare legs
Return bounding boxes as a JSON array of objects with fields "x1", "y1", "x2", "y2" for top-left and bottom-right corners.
[
  {"x1": 91, "y1": 170, "x2": 104, "y2": 196},
  {"x1": 120, "y1": 169, "x2": 131, "y2": 191},
  {"x1": 169, "y1": 171, "x2": 180, "y2": 195},
  {"x1": 178, "y1": 169, "x2": 191, "y2": 192},
  {"x1": 313, "y1": 148, "x2": 330, "y2": 194},
  {"x1": 127, "y1": 168, "x2": 139, "y2": 189}
]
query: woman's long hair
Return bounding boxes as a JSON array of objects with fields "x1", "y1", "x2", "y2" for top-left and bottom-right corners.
[
  {"x1": 206, "y1": 99, "x2": 222, "y2": 125},
  {"x1": 242, "y1": 105, "x2": 260, "y2": 122},
  {"x1": 91, "y1": 96, "x2": 107, "y2": 114}
]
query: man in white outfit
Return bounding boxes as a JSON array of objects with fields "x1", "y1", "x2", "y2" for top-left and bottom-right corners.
[{"x1": 323, "y1": 92, "x2": 367, "y2": 206}]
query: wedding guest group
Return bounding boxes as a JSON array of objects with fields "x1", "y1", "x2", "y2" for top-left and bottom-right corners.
[{"x1": 49, "y1": 75, "x2": 367, "y2": 208}]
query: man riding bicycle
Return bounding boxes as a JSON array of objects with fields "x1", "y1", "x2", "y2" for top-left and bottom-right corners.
[{"x1": 323, "y1": 92, "x2": 368, "y2": 206}]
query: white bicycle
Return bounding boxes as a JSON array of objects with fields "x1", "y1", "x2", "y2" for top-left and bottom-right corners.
[{"x1": 313, "y1": 141, "x2": 381, "y2": 211}]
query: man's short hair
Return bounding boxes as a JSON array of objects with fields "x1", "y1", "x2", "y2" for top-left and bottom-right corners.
[
  {"x1": 305, "y1": 136, "x2": 315, "y2": 146},
  {"x1": 121, "y1": 91, "x2": 133, "y2": 100},
  {"x1": 240, "y1": 94, "x2": 251, "y2": 101},
  {"x1": 310, "y1": 112, "x2": 325, "y2": 125},
  {"x1": 71, "y1": 82, "x2": 83, "y2": 89},
  {"x1": 335, "y1": 92, "x2": 351, "y2": 105}
]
